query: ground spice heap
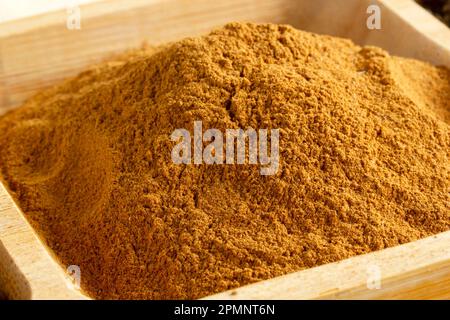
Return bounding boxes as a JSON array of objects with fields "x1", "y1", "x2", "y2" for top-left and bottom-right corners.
[{"x1": 0, "y1": 23, "x2": 449, "y2": 299}]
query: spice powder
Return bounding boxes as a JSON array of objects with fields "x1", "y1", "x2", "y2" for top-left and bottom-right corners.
[{"x1": 0, "y1": 23, "x2": 449, "y2": 299}]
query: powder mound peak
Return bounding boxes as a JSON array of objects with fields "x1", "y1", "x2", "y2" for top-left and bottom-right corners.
[{"x1": 0, "y1": 23, "x2": 449, "y2": 299}]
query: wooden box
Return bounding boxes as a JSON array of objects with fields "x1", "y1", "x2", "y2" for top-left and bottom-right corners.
[{"x1": 0, "y1": 0, "x2": 449, "y2": 299}]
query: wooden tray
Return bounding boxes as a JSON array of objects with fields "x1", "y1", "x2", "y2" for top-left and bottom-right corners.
[{"x1": 0, "y1": 0, "x2": 449, "y2": 299}]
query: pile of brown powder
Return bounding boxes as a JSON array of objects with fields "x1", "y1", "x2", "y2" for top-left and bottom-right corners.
[{"x1": 0, "y1": 23, "x2": 449, "y2": 299}]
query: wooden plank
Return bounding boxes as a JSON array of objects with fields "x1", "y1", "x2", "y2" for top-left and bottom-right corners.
[{"x1": 0, "y1": 0, "x2": 101, "y2": 25}]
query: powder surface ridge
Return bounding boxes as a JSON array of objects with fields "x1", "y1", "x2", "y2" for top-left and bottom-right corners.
[{"x1": 0, "y1": 23, "x2": 449, "y2": 299}]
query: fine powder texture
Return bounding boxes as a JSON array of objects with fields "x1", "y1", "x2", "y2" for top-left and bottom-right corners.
[{"x1": 0, "y1": 23, "x2": 449, "y2": 299}]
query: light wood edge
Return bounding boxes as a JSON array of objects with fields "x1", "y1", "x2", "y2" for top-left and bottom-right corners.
[
  {"x1": 0, "y1": 0, "x2": 297, "y2": 38},
  {"x1": 0, "y1": 182, "x2": 89, "y2": 299},
  {"x1": 375, "y1": 0, "x2": 450, "y2": 66},
  {"x1": 204, "y1": 231, "x2": 450, "y2": 300},
  {"x1": 0, "y1": 0, "x2": 160, "y2": 38},
  {"x1": 380, "y1": 0, "x2": 450, "y2": 52}
]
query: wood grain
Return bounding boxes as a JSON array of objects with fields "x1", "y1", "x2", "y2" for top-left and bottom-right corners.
[{"x1": 0, "y1": 0, "x2": 449, "y2": 299}]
